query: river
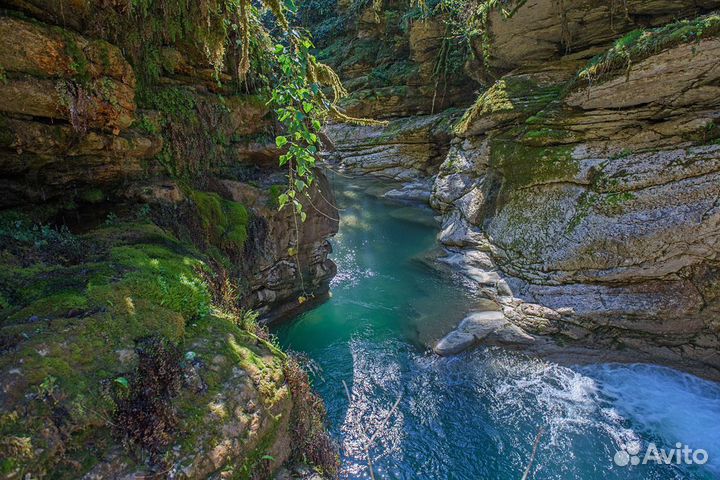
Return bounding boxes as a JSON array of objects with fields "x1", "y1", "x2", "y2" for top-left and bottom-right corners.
[{"x1": 274, "y1": 174, "x2": 720, "y2": 480}]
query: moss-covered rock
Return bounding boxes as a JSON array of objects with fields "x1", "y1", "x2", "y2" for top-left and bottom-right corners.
[
  {"x1": 0, "y1": 214, "x2": 316, "y2": 479},
  {"x1": 490, "y1": 139, "x2": 577, "y2": 191},
  {"x1": 578, "y1": 13, "x2": 720, "y2": 83},
  {"x1": 189, "y1": 190, "x2": 250, "y2": 252}
]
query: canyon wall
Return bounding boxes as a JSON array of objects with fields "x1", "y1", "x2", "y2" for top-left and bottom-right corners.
[
  {"x1": 0, "y1": 3, "x2": 336, "y2": 478},
  {"x1": 311, "y1": 0, "x2": 720, "y2": 379},
  {"x1": 305, "y1": 0, "x2": 479, "y2": 192}
]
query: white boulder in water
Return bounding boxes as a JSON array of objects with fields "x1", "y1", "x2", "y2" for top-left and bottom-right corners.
[{"x1": 434, "y1": 310, "x2": 534, "y2": 356}]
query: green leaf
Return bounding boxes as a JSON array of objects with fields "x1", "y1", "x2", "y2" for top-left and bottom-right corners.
[
  {"x1": 278, "y1": 193, "x2": 289, "y2": 209},
  {"x1": 275, "y1": 136, "x2": 288, "y2": 148},
  {"x1": 303, "y1": 102, "x2": 314, "y2": 114},
  {"x1": 114, "y1": 377, "x2": 129, "y2": 389}
]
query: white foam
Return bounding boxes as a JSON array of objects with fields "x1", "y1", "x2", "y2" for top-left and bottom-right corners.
[{"x1": 583, "y1": 363, "x2": 720, "y2": 474}]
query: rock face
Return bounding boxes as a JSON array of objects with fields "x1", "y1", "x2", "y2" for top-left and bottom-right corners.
[
  {"x1": 0, "y1": 12, "x2": 338, "y2": 321},
  {"x1": 0, "y1": 4, "x2": 337, "y2": 479},
  {"x1": 430, "y1": 6, "x2": 720, "y2": 379},
  {"x1": 324, "y1": 111, "x2": 459, "y2": 182},
  {"x1": 303, "y1": 2, "x2": 478, "y2": 181}
]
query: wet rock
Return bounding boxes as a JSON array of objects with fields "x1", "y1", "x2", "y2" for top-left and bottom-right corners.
[
  {"x1": 435, "y1": 310, "x2": 534, "y2": 356},
  {"x1": 434, "y1": 330, "x2": 476, "y2": 356}
]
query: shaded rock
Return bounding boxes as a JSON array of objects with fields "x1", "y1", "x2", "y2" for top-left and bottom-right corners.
[
  {"x1": 325, "y1": 110, "x2": 458, "y2": 181},
  {"x1": 388, "y1": 206, "x2": 439, "y2": 228},
  {"x1": 483, "y1": 0, "x2": 719, "y2": 71}
]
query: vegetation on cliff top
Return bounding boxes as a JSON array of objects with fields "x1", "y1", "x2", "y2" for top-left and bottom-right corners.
[{"x1": 579, "y1": 13, "x2": 720, "y2": 82}]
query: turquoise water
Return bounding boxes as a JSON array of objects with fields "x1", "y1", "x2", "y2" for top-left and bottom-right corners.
[{"x1": 274, "y1": 175, "x2": 720, "y2": 480}]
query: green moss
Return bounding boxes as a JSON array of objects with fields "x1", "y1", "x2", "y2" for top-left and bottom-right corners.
[
  {"x1": 138, "y1": 86, "x2": 197, "y2": 122},
  {"x1": 367, "y1": 61, "x2": 419, "y2": 88},
  {"x1": 190, "y1": 190, "x2": 250, "y2": 251},
  {"x1": 79, "y1": 188, "x2": 105, "y2": 204},
  {"x1": 580, "y1": 13, "x2": 720, "y2": 81},
  {"x1": 609, "y1": 148, "x2": 633, "y2": 160},
  {"x1": 490, "y1": 140, "x2": 577, "y2": 190},
  {"x1": 6, "y1": 291, "x2": 88, "y2": 323},
  {"x1": 237, "y1": 416, "x2": 283, "y2": 480},
  {"x1": 133, "y1": 114, "x2": 160, "y2": 134},
  {"x1": 455, "y1": 78, "x2": 563, "y2": 135},
  {"x1": 0, "y1": 219, "x2": 226, "y2": 475},
  {"x1": 59, "y1": 31, "x2": 91, "y2": 84},
  {"x1": 107, "y1": 243, "x2": 211, "y2": 321},
  {"x1": 521, "y1": 127, "x2": 573, "y2": 146}
]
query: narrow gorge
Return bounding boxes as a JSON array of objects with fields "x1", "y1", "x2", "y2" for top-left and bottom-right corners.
[{"x1": 0, "y1": 0, "x2": 719, "y2": 479}]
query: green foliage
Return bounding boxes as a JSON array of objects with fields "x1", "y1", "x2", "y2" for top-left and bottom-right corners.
[
  {"x1": 580, "y1": 13, "x2": 720, "y2": 81},
  {"x1": 267, "y1": 184, "x2": 286, "y2": 208},
  {"x1": 270, "y1": 42, "x2": 325, "y2": 220},
  {"x1": 237, "y1": 308, "x2": 260, "y2": 333},
  {"x1": 0, "y1": 213, "x2": 82, "y2": 263},
  {"x1": 190, "y1": 190, "x2": 250, "y2": 251},
  {"x1": 408, "y1": 0, "x2": 527, "y2": 66}
]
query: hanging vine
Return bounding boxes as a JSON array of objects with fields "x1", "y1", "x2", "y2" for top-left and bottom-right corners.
[{"x1": 90, "y1": 0, "x2": 383, "y2": 223}]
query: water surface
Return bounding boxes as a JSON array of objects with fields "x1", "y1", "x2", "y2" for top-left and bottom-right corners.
[{"x1": 274, "y1": 175, "x2": 720, "y2": 479}]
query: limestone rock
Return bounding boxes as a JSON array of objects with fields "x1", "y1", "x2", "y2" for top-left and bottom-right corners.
[
  {"x1": 430, "y1": 8, "x2": 720, "y2": 378},
  {"x1": 325, "y1": 111, "x2": 458, "y2": 181},
  {"x1": 434, "y1": 311, "x2": 534, "y2": 356},
  {"x1": 433, "y1": 330, "x2": 477, "y2": 356}
]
